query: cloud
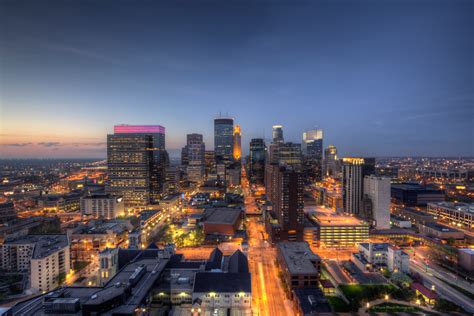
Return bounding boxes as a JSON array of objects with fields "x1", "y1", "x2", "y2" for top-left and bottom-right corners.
[
  {"x1": 70, "y1": 142, "x2": 106, "y2": 147},
  {"x1": 37, "y1": 142, "x2": 61, "y2": 147},
  {"x1": 3, "y1": 143, "x2": 33, "y2": 147}
]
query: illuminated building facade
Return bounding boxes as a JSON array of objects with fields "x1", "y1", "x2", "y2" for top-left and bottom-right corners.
[
  {"x1": 363, "y1": 175, "x2": 391, "y2": 229},
  {"x1": 80, "y1": 193, "x2": 125, "y2": 219},
  {"x1": 107, "y1": 133, "x2": 153, "y2": 208},
  {"x1": 277, "y1": 142, "x2": 302, "y2": 167},
  {"x1": 233, "y1": 124, "x2": 241, "y2": 160},
  {"x1": 214, "y1": 118, "x2": 234, "y2": 163},
  {"x1": 249, "y1": 138, "x2": 266, "y2": 184},
  {"x1": 306, "y1": 206, "x2": 369, "y2": 248},
  {"x1": 342, "y1": 157, "x2": 375, "y2": 215},
  {"x1": 427, "y1": 202, "x2": 474, "y2": 230},
  {"x1": 183, "y1": 133, "x2": 205, "y2": 183},
  {"x1": 107, "y1": 125, "x2": 168, "y2": 208},
  {"x1": 302, "y1": 129, "x2": 323, "y2": 180},
  {"x1": 272, "y1": 125, "x2": 284, "y2": 143},
  {"x1": 266, "y1": 165, "x2": 304, "y2": 243},
  {"x1": 324, "y1": 145, "x2": 339, "y2": 177}
]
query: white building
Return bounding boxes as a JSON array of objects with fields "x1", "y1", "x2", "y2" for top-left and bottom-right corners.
[
  {"x1": 387, "y1": 246, "x2": 410, "y2": 273},
  {"x1": 1, "y1": 235, "x2": 71, "y2": 293},
  {"x1": 364, "y1": 175, "x2": 391, "y2": 229},
  {"x1": 353, "y1": 242, "x2": 409, "y2": 273},
  {"x1": 80, "y1": 193, "x2": 124, "y2": 219},
  {"x1": 98, "y1": 247, "x2": 119, "y2": 286}
]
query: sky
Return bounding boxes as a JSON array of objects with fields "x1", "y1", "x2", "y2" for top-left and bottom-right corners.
[{"x1": 0, "y1": 0, "x2": 473, "y2": 159}]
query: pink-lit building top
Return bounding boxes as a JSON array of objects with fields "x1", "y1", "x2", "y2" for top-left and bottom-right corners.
[{"x1": 114, "y1": 124, "x2": 165, "y2": 134}]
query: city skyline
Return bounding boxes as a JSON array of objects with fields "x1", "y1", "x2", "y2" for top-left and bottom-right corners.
[{"x1": 1, "y1": 0, "x2": 473, "y2": 158}]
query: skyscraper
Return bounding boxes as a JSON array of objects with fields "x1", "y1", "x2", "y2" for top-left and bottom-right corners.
[
  {"x1": 266, "y1": 165, "x2": 304, "y2": 243},
  {"x1": 272, "y1": 125, "x2": 284, "y2": 143},
  {"x1": 342, "y1": 157, "x2": 376, "y2": 215},
  {"x1": 363, "y1": 175, "x2": 391, "y2": 229},
  {"x1": 214, "y1": 118, "x2": 234, "y2": 163},
  {"x1": 110, "y1": 125, "x2": 168, "y2": 205},
  {"x1": 249, "y1": 138, "x2": 266, "y2": 184},
  {"x1": 302, "y1": 128, "x2": 323, "y2": 181},
  {"x1": 107, "y1": 132, "x2": 153, "y2": 208},
  {"x1": 183, "y1": 133, "x2": 205, "y2": 183},
  {"x1": 302, "y1": 129, "x2": 323, "y2": 159},
  {"x1": 324, "y1": 145, "x2": 339, "y2": 177},
  {"x1": 277, "y1": 142, "x2": 302, "y2": 167},
  {"x1": 233, "y1": 124, "x2": 242, "y2": 161}
]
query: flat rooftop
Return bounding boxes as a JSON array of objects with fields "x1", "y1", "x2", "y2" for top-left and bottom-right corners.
[
  {"x1": 203, "y1": 208, "x2": 241, "y2": 225},
  {"x1": 423, "y1": 222, "x2": 461, "y2": 232},
  {"x1": 305, "y1": 206, "x2": 366, "y2": 227},
  {"x1": 277, "y1": 242, "x2": 320, "y2": 275},
  {"x1": 429, "y1": 201, "x2": 474, "y2": 213},
  {"x1": 391, "y1": 183, "x2": 443, "y2": 192},
  {"x1": 4, "y1": 235, "x2": 69, "y2": 259},
  {"x1": 360, "y1": 243, "x2": 390, "y2": 252}
]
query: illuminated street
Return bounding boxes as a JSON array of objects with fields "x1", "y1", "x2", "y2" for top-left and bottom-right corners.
[{"x1": 242, "y1": 169, "x2": 294, "y2": 316}]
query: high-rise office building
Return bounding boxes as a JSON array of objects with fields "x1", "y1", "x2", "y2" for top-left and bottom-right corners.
[
  {"x1": 272, "y1": 125, "x2": 284, "y2": 143},
  {"x1": 249, "y1": 138, "x2": 266, "y2": 184},
  {"x1": 363, "y1": 176, "x2": 391, "y2": 229},
  {"x1": 278, "y1": 142, "x2": 302, "y2": 167},
  {"x1": 183, "y1": 133, "x2": 205, "y2": 183},
  {"x1": 107, "y1": 125, "x2": 167, "y2": 208},
  {"x1": 204, "y1": 150, "x2": 215, "y2": 177},
  {"x1": 214, "y1": 118, "x2": 234, "y2": 163},
  {"x1": 302, "y1": 129, "x2": 323, "y2": 181},
  {"x1": 233, "y1": 124, "x2": 242, "y2": 161},
  {"x1": 324, "y1": 145, "x2": 339, "y2": 177},
  {"x1": 302, "y1": 129, "x2": 323, "y2": 159},
  {"x1": 164, "y1": 166, "x2": 180, "y2": 194},
  {"x1": 342, "y1": 158, "x2": 375, "y2": 215},
  {"x1": 266, "y1": 165, "x2": 304, "y2": 243}
]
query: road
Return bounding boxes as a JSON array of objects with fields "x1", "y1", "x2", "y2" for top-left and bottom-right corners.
[
  {"x1": 242, "y1": 169, "x2": 294, "y2": 316},
  {"x1": 247, "y1": 216, "x2": 293, "y2": 316},
  {"x1": 408, "y1": 246, "x2": 474, "y2": 293},
  {"x1": 324, "y1": 260, "x2": 352, "y2": 285},
  {"x1": 410, "y1": 259, "x2": 474, "y2": 313}
]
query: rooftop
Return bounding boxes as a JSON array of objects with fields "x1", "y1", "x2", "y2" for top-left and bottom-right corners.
[
  {"x1": 277, "y1": 242, "x2": 320, "y2": 275},
  {"x1": 293, "y1": 287, "x2": 332, "y2": 314},
  {"x1": 4, "y1": 234, "x2": 69, "y2": 259},
  {"x1": 306, "y1": 206, "x2": 366, "y2": 227},
  {"x1": 203, "y1": 207, "x2": 242, "y2": 225},
  {"x1": 423, "y1": 222, "x2": 461, "y2": 233},
  {"x1": 359, "y1": 242, "x2": 390, "y2": 252},
  {"x1": 193, "y1": 272, "x2": 251, "y2": 293},
  {"x1": 391, "y1": 183, "x2": 443, "y2": 192},
  {"x1": 429, "y1": 201, "x2": 474, "y2": 213}
]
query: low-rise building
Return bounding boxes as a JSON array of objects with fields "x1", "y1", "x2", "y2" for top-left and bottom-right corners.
[
  {"x1": 418, "y1": 222, "x2": 464, "y2": 240},
  {"x1": 458, "y1": 248, "x2": 474, "y2": 272},
  {"x1": 68, "y1": 221, "x2": 128, "y2": 262},
  {"x1": 0, "y1": 201, "x2": 17, "y2": 223},
  {"x1": 202, "y1": 207, "x2": 242, "y2": 236},
  {"x1": 387, "y1": 246, "x2": 410, "y2": 273},
  {"x1": 391, "y1": 206, "x2": 436, "y2": 227},
  {"x1": 391, "y1": 183, "x2": 445, "y2": 207},
  {"x1": 1, "y1": 235, "x2": 70, "y2": 293},
  {"x1": 80, "y1": 193, "x2": 124, "y2": 219},
  {"x1": 427, "y1": 202, "x2": 474, "y2": 231},
  {"x1": 306, "y1": 206, "x2": 369, "y2": 248},
  {"x1": 292, "y1": 287, "x2": 332, "y2": 315},
  {"x1": 391, "y1": 215, "x2": 412, "y2": 228},
  {"x1": 277, "y1": 242, "x2": 321, "y2": 288},
  {"x1": 351, "y1": 242, "x2": 409, "y2": 273}
]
